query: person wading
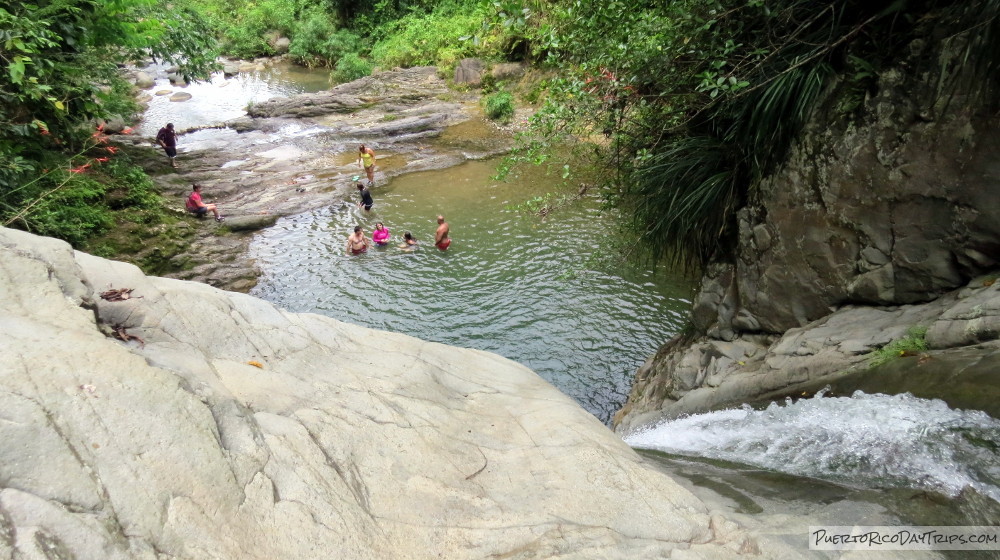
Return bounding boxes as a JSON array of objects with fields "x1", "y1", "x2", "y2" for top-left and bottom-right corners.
[
  {"x1": 345, "y1": 225, "x2": 371, "y2": 256},
  {"x1": 434, "y1": 215, "x2": 451, "y2": 251}
]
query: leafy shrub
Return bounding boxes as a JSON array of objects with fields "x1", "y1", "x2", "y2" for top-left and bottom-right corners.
[
  {"x1": 104, "y1": 158, "x2": 160, "y2": 210},
  {"x1": 289, "y1": 12, "x2": 362, "y2": 68},
  {"x1": 484, "y1": 91, "x2": 515, "y2": 122},
  {"x1": 207, "y1": 0, "x2": 297, "y2": 58},
  {"x1": 369, "y1": 3, "x2": 484, "y2": 69},
  {"x1": 22, "y1": 173, "x2": 113, "y2": 247},
  {"x1": 332, "y1": 52, "x2": 373, "y2": 83}
]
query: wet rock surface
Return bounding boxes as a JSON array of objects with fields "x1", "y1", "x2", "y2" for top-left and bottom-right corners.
[{"x1": 615, "y1": 276, "x2": 1000, "y2": 434}]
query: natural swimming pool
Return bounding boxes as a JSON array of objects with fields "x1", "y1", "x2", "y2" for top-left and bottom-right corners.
[{"x1": 248, "y1": 158, "x2": 693, "y2": 424}]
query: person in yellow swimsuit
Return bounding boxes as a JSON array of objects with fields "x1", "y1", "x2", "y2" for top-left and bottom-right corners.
[{"x1": 358, "y1": 144, "x2": 376, "y2": 186}]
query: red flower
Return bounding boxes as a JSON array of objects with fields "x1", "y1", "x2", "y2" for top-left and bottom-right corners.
[
  {"x1": 94, "y1": 157, "x2": 110, "y2": 163},
  {"x1": 96, "y1": 123, "x2": 105, "y2": 131},
  {"x1": 69, "y1": 163, "x2": 92, "y2": 173},
  {"x1": 122, "y1": 127, "x2": 133, "y2": 134},
  {"x1": 105, "y1": 146, "x2": 118, "y2": 154}
]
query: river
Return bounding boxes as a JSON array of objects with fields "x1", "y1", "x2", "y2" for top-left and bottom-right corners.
[
  {"x1": 140, "y1": 62, "x2": 1000, "y2": 551},
  {"x1": 246, "y1": 158, "x2": 692, "y2": 425}
]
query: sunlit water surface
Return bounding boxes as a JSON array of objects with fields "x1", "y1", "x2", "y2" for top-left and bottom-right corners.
[
  {"x1": 249, "y1": 160, "x2": 692, "y2": 423},
  {"x1": 137, "y1": 62, "x2": 331, "y2": 136}
]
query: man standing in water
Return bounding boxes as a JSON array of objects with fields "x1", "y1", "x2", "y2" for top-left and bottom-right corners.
[
  {"x1": 434, "y1": 215, "x2": 451, "y2": 251},
  {"x1": 156, "y1": 123, "x2": 178, "y2": 169},
  {"x1": 357, "y1": 144, "x2": 376, "y2": 186},
  {"x1": 346, "y1": 225, "x2": 371, "y2": 256}
]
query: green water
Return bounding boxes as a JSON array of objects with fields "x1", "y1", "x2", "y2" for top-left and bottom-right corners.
[{"x1": 249, "y1": 159, "x2": 693, "y2": 423}]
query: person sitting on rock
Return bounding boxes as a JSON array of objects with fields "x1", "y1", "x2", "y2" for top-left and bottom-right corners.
[{"x1": 185, "y1": 184, "x2": 224, "y2": 222}]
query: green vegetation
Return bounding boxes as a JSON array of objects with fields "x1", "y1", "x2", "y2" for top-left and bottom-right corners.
[
  {"x1": 369, "y1": 3, "x2": 483, "y2": 72},
  {"x1": 500, "y1": 0, "x2": 1000, "y2": 272},
  {"x1": 6, "y1": 0, "x2": 998, "y2": 276},
  {"x1": 484, "y1": 91, "x2": 515, "y2": 122},
  {"x1": 870, "y1": 326, "x2": 930, "y2": 367},
  {"x1": 288, "y1": 14, "x2": 362, "y2": 69},
  {"x1": 1, "y1": 0, "x2": 216, "y2": 246},
  {"x1": 332, "y1": 52, "x2": 373, "y2": 83}
]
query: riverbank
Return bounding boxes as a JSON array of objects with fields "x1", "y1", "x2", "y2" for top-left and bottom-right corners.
[{"x1": 113, "y1": 65, "x2": 529, "y2": 291}]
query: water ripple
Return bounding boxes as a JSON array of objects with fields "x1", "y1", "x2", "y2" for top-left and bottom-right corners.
[{"x1": 250, "y1": 159, "x2": 691, "y2": 423}]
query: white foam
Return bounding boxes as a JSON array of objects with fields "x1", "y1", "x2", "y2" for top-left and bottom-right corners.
[{"x1": 625, "y1": 391, "x2": 1000, "y2": 501}]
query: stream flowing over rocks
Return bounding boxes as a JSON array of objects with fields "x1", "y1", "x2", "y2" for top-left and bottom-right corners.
[
  {"x1": 0, "y1": 226, "x2": 807, "y2": 559},
  {"x1": 121, "y1": 66, "x2": 511, "y2": 291}
]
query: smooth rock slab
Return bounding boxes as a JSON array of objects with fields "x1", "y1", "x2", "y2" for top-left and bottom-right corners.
[
  {"x1": 223, "y1": 214, "x2": 279, "y2": 232},
  {"x1": 0, "y1": 227, "x2": 792, "y2": 560}
]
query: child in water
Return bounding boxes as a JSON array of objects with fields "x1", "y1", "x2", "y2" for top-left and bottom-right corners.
[
  {"x1": 398, "y1": 232, "x2": 418, "y2": 251},
  {"x1": 373, "y1": 222, "x2": 391, "y2": 246}
]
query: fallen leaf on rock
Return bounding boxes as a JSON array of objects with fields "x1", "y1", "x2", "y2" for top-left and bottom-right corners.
[
  {"x1": 247, "y1": 360, "x2": 264, "y2": 369},
  {"x1": 100, "y1": 287, "x2": 141, "y2": 302},
  {"x1": 112, "y1": 325, "x2": 145, "y2": 346}
]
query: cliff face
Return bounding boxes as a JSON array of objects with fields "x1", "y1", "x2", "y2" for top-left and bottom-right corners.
[
  {"x1": 0, "y1": 227, "x2": 792, "y2": 559},
  {"x1": 700, "y1": 63, "x2": 999, "y2": 339},
  {"x1": 616, "y1": 40, "x2": 1000, "y2": 432}
]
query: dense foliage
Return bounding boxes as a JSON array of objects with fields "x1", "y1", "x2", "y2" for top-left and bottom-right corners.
[
  {"x1": 505, "y1": 0, "x2": 1000, "y2": 271},
  {"x1": 6, "y1": 0, "x2": 997, "y2": 266},
  {"x1": 1, "y1": 0, "x2": 216, "y2": 243},
  {"x1": 483, "y1": 90, "x2": 515, "y2": 122},
  {"x1": 187, "y1": 0, "x2": 520, "y2": 75}
]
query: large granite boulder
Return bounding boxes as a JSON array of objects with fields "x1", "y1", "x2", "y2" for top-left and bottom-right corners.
[
  {"x1": 454, "y1": 58, "x2": 485, "y2": 86},
  {"x1": 0, "y1": 227, "x2": 786, "y2": 560},
  {"x1": 709, "y1": 57, "x2": 1000, "y2": 336}
]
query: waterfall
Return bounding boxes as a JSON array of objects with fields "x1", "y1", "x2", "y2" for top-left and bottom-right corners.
[{"x1": 625, "y1": 391, "x2": 1000, "y2": 502}]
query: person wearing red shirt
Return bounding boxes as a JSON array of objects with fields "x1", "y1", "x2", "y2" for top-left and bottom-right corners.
[{"x1": 185, "y1": 184, "x2": 224, "y2": 222}]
